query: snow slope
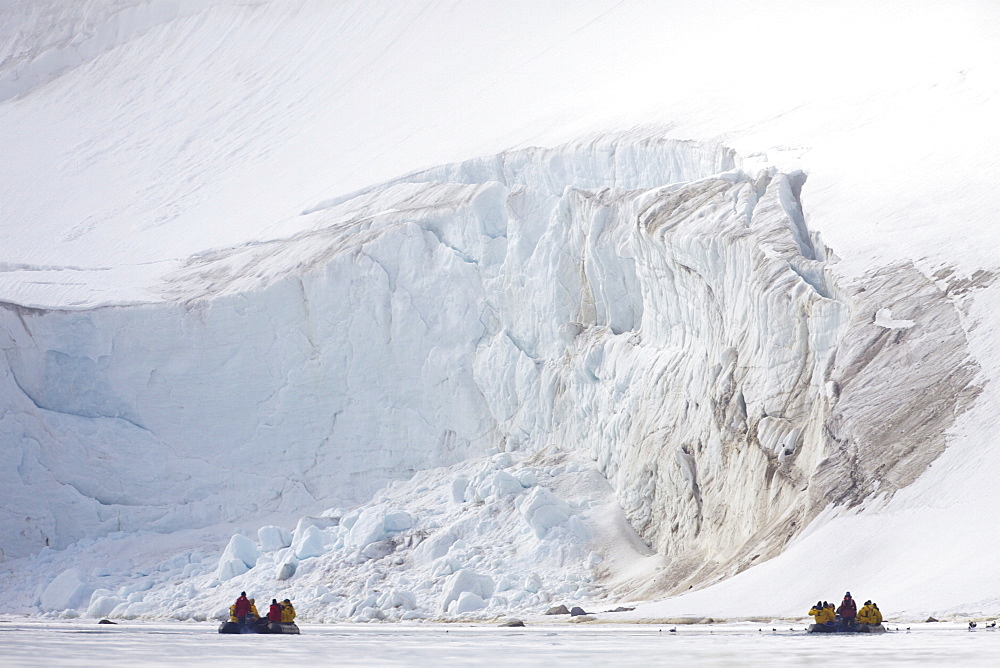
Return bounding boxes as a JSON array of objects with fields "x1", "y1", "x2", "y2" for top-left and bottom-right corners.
[{"x1": 2, "y1": 0, "x2": 1000, "y2": 622}]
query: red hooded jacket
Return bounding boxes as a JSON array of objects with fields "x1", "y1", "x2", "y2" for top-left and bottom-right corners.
[
  {"x1": 234, "y1": 595, "x2": 251, "y2": 618},
  {"x1": 837, "y1": 596, "x2": 857, "y2": 619}
]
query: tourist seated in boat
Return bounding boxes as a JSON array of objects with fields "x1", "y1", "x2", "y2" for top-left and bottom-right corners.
[
  {"x1": 248, "y1": 599, "x2": 260, "y2": 622},
  {"x1": 269, "y1": 599, "x2": 283, "y2": 623},
  {"x1": 233, "y1": 592, "x2": 252, "y2": 625},
  {"x1": 857, "y1": 600, "x2": 883, "y2": 627},
  {"x1": 281, "y1": 598, "x2": 296, "y2": 623},
  {"x1": 808, "y1": 600, "x2": 835, "y2": 628}
]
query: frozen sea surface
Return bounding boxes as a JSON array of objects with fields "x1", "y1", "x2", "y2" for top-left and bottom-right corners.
[{"x1": 3, "y1": 620, "x2": 1000, "y2": 666}]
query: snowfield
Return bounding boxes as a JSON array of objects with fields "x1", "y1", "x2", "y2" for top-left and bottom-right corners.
[{"x1": 2, "y1": 0, "x2": 1000, "y2": 635}]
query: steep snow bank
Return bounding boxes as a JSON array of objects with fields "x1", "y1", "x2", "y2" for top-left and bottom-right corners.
[{"x1": 0, "y1": 1, "x2": 205, "y2": 103}]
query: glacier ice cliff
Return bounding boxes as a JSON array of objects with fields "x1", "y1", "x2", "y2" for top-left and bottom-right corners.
[{"x1": 0, "y1": 133, "x2": 982, "y2": 602}]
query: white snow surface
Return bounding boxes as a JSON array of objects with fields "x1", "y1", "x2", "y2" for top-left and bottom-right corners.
[{"x1": 2, "y1": 0, "x2": 1000, "y2": 625}]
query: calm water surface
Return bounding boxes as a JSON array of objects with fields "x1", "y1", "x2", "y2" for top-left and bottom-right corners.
[{"x1": 2, "y1": 619, "x2": 999, "y2": 666}]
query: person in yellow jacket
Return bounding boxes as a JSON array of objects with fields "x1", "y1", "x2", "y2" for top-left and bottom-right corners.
[
  {"x1": 859, "y1": 600, "x2": 885, "y2": 624},
  {"x1": 808, "y1": 601, "x2": 835, "y2": 626},
  {"x1": 228, "y1": 604, "x2": 238, "y2": 623},
  {"x1": 248, "y1": 598, "x2": 260, "y2": 622},
  {"x1": 857, "y1": 601, "x2": 877, "y2": 624},
  {"x1": 281, "y1": 599, "x2": 296, "y2": 624}
]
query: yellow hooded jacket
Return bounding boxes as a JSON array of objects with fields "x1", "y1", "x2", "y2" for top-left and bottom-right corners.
[
  {"x1": 229, "y1": 605, "x2": 238, "y2": 623},
  {"x1": 281, "y1": 600, "x2": 296, "y2": 623},
  {"x1": 872, "y1": 605, "x2": 883, "y2": 624},
  {"x1": 809, "y1": 606, "x2": 835, "y2": 625}
]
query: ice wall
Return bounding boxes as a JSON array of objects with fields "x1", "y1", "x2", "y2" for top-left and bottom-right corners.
[{"x1": 0, "y1": 135, "x2": 978, "y2": 597}]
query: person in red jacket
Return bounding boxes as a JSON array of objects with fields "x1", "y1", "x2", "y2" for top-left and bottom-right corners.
[
  {"x1": 837, "y1": 592, "x2": 857, "y2": 627},
  {"x1": 233, "y1": 591, "x2": 252, "y2": 626},
  {"x1": 268, "y1": 599, "x2": 283, "y2": 623}
]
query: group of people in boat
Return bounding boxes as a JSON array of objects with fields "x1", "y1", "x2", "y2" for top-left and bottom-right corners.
[
  {"x1": 229, "y1": 591, "x2": 296, "y2": 626},
  {"x1": 808, "y1": 592, "x2": 884, "y2": 632}
]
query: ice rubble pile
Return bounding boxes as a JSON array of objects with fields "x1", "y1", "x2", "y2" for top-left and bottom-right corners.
[
  {"x1": 1, "y1": 133, "x2": 978, "y2": 611},
  {"x1": 29, "y1": 450, "x2": 643, "y2": 622}
]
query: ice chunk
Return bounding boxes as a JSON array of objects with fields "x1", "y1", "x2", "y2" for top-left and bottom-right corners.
[
  {"x1": 294, "y1": 516, "x2": 337, "y2": 534},
  {"x1": 440, "y1": 569, "x2": 495, "y2": 612},
  {"x1": 118, "y1": 580, "x2": 152, "y2": 597},
  {"x1": 431, "y1": 555, "x2": 462, "y2": 577},
  {"x1": 479, "y1": 470, "x2": 525, "y2": 500},
  {"x1": 383, "y1": 511, "x2": 414, "y2": 532},
  {"x1": 86, "y1": 595, "x2": 123, "y2": 618},
  {"x1": 492, "y1": 452, "x2": 513, "y2": 468},
  {"x1": 258, "y1": 525, "x2": 292, "y2": 552},
  {"x1": 524, "y1": 573, "x2": 543, "y2": 593},
  {"x1": 518, "y1": 486, "x2": 572, "y2": 537},
  {"x1": 413, "y1": 530, "x2": 458, "y2": 563},
  {"x1": 181, "y1": 563, "x2": 201, "y2": 577},
  {"x1": 347, "y1": 594, "x2": 378, "y2": 617},
  {"x1": 451, "y1": 591, "x2": 487, "y2": 614},
  {"x1": 276, "y1": 554, "x2": 298, "y2": 581},
  {"x1": 339, "y1": 509, "x2": 361, "y2": 530},
  {"x1": 121, "y1": 600, "x2": 159, "y2": 618},
  {"x1": 496, "y1": 575, "x2": 515, "y2": 592},
  {"x1": 359, "y1": 606, "x2": 386, "y2": 621},
  {"x1": 347, "y1": 508, "x2": 388, "y2": 550},
  {"x1": 294, "y1": 525, "x2": 326, "y2": 559},
  {"x1": 361, "y1": 539, "x2": 395, "y2": 560},
  {"x1": 40, "y1": 569, "x2": 90, "y2": 612},
  {"x1": 514, "y1": 469, "x2": 538, "y2": 487},
  {"x1": 556, "y1": 581, "x2": 578, "y2": 594},
  {"x1": 156, "y1": 554, "x2": 189, "y2": 573},
  {"x1": 214, "y1": 534, "x2": 260, "y2": 582},
  {"x1": 110, "y1": 601, "x2": 130, "y2": 617},
  {"x1": 451, "y1": 476, "x2": 469, "y2": 504},
  {"x1": 379, "y1": 588, "x2": 416, "y2": 610}
]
